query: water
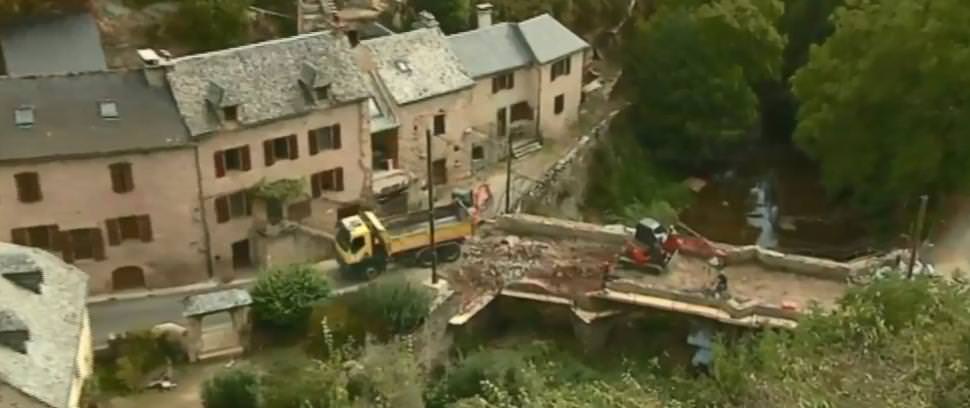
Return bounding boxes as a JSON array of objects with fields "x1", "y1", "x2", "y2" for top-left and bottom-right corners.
[{"x1": 680, "y1": 145, "x2": 872, "y2": 260}]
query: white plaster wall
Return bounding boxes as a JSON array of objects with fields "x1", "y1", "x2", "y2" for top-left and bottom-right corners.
[
  {"x1": 537, "y1": 52, "x2": 584, "y2": 140},
  {"x1": 392, "y1": 90, "x2": 475, "y2": 186}
]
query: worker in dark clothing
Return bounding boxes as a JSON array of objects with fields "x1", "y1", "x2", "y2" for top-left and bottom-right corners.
[{"x1": 709, "y1": 257, "x2": 728, "y2": 298}]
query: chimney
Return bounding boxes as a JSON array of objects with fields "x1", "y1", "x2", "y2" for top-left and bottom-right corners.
[
  {"x1": 0, "y1": 311, "x2": 29, "y2": 354},
  {"x1": 137, "y1": 49, "x2": 172, "y2": 88},
  {"x1": 476, "y1": 3, "x2": 494, "y2": 28},
  {"x1": 415, "y1": 10, "x2": 439, "y2": 29}
]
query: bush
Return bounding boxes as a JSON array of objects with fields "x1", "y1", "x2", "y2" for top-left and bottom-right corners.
[
  {"x1": 106, "y1": 330, "x2": 179, "y2": 392},
  {"x1": 201, "y1": 367, "x2": 260, "y2": 408},
  {"x1": 251, "y1": 264, "x2": 331, "y2": 332},
  {"x1": 347, "y1": 280, "x2": 434, "y2": 336}
]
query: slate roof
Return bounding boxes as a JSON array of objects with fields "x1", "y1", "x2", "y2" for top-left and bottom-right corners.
[
  {"x1": 0, "y1": 242, "x2": 89, "y2": 408},
  {"x1": 0, "y1": 70, "x2": 191, "y2": 162},
  {"x1": 0, "y1": 12, "x2": 107, "y2": 76},
  {"x1": 362, "y1": 28, "x2": 474, "y2": 105},
  {"x1": 183, "y1": 289, "x2": 252, "y2": 317},
  {"x1": 447, "y1": 23, "x2": 533, "y2": 78},
  {"x1": 517, "y1": 14, "x2": 590, "y2": 64},
  {"x1": 166, "y1": 31, "x2": 371, "y2": 137},
  {"x1": 446, "y1": 14, "x2": 589, "y2": 78}
]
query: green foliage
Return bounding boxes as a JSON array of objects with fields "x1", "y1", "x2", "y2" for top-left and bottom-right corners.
[
  {"x1": 429, "y1": 349, "x2": 537, "y2": 405},
  {"x1": 672, "y1": 276, "x2": 970, "y2": 407},
  {"x1": 251, "y1": 264, "x2": 331, "y2": 332},
  {"x1": 412, "y1": 0, "x2": 470, "y2": 33},
  {"x1": 584, "y1": 114, "x2": 691, "y2": 222},
  {"x1": 792, "y1": 0, "x2": 970, "y2": 213},
  {"x1": 250, "y1": 178, "x2": 307, "y2": 202},
  {"x1": 107, "y1": 330, "x2": 179, "y2": 392},
  {"x1": 0, "y1": 0, "x2": 91, "y2": 23},
  {"x1": 201, "y1": 367, "x2": 261, "y2": 408},
  {"x1": 167, "y1": 0, "x2": 252, "y2": 53},
  {"x1": 780, "y1": 0, "x2": 843, "y2": 77},
  {"x1": 347, "y1": 280, "x2": 434, "y2": 336},
  {"x1": 623, "y1": 0, "x2": 785, "y2": 170}
]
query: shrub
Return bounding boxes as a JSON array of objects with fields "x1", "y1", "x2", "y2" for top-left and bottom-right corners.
[
  {"x1": 251, "y1": 264, "x2": 331, "y2": 332},
  {"x1": 201, "y1": 367, "x2": 260, "y2": 408},
  {"x1": 430, "y1": 349, "x2": 535, "y2": 406},
  {"x1": 347, "y1": 280, "x2": 434, "y2": 336},
  {"x1": 108, "y1": 330, "x2": 175, "y2": 391}
]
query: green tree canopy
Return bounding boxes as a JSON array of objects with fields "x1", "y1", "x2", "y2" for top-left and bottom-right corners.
[
  {"x1": 412, "y1": 0, "x2": 470, "y2": 33},
  {"x1": 250, "y1": 263, "x2": 331, "y2": 331},
  {"x1": 167, "y1": 0, "x2": 252, "y2": 53},
  {"x1": 625, "y1": 1, "x2": 784, "y2": 171},
  {"x1": 793, "y1": 0, "x2": 970, "y2": 212}
]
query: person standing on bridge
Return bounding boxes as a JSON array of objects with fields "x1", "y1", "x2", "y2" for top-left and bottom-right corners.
[{"x1": 709, "y1": 257, "x2": 728, "y2": 299}]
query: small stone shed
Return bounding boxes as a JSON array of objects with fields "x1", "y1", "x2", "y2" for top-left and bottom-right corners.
[{"x1": 182, "y1": 289, "x2": 252, "y2": 362}]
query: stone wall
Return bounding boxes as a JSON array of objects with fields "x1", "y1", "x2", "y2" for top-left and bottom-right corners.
[
  {"x1": 719, "y1": 244, "x2": 906, "y2": 282},
  {"x1": 495, "y1": 213, "x2": 628, "y2": 246},
  {"x1": 516, "y1": 110, "x2": 621, "y2": 215},
  {"x1": 253, "y1": 222, "x2": 337, "y2": 269}
]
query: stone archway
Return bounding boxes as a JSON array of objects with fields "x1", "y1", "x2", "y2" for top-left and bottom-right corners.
[{"x1": 112, "y1": 266, "x2": 146, "y2": 291}]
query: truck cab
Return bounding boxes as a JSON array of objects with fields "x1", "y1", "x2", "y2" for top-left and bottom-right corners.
[{"x1": 334, "y1": 212, "x2": 389, "y2": 279}]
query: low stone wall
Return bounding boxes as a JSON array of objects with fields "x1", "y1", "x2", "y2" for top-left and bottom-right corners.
[
  {"x1": 254, "y1": 222, "x2": 336, "y2": 269},
  {"x1": 720, "y1": 244, "x2": 906, "y2": 282},
  {"x1": 495, "y1": 213, "x2": 628, "y2": 246},
  {"x1": 607, "y1": 279, "x2": 800, "y2": 322}
]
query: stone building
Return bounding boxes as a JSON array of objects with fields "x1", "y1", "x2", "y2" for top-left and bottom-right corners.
[
  {"x1": 0, "y1": 242, "x2": 93, "y2": 408},
  {"x1": 164, "y1": 31, "x2": 374, "y2": 281}
]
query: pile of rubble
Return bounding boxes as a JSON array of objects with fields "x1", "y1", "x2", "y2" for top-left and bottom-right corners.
[{"x1": 446, "y1": 233, "x2": 617, "y2": 306}]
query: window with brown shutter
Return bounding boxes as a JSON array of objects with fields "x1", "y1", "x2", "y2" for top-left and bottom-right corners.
[
  {"x1": 311, "y1": 168, "x2": 344, "y2": 197},
  {"x1": 308, "y1": 125, "x2": 341, "y2": 155},
  {"x1": 554, "y1": 94, "x2": 565, "y2": 115},
  {"x1": 10, "y1": 225, "x2": 59, "y2": 251},
  {"x1": 108, "y1": 163, "x2": 134, "y2": 193},
  {"x1": 138, "y1": 215, "x2": 153, "y2": 242},
  {"x1": 433, "y1": 114, "x2": 446, "y2": 135},
  {"x1": 63, "y1": 228, "x2": 103, "y2": 261},
  {"x1": 215, "y1": 196, "x2": 230, "y2": 223},
  {"x1": 105, "y1": 215, "x2": 154, "y2": 244},
  {"x1": 216, "y1": 145, "x2": 251, "y2": 176},
  {"x1": 265, "y1": 135, "x2": 297, "y2": 164},
  {"x1": 263, "y1": 140, "x2": 275, "y2": 167},
  {"x1": 14, "y1": 172, "x2": 42, "y2": 203},
  {"x1": 492, "y1": 73, "x2": 514, "y2": 93}
]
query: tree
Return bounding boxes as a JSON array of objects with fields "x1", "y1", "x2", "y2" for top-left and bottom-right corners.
[
  {"x1": 250, "y1": 263, "x2": 331, "y2": 331},
  {"x1": 0, "y1": 0, "x2": 91, "y2": 23},
  {"x1": 412, "y1": 0, "x2": 470, "y2": 33},
  {"x1": 620, "y1": 0, "x2": 785, "y2": 171},
  {"x1": 201, "y1": 367, "x2": 261, "y2": 408},
  {"x1": 167, "y1": 0, "x2": 252, "y2": 53},
  {"x1": 792, "y1": 0, "x2": 970, "y2": 212}
]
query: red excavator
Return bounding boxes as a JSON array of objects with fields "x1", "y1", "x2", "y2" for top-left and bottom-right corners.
[{"x1": 618, "y1": 218, "x2": 725, "y2": 274}]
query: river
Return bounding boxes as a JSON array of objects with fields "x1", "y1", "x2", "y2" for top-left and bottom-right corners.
[{"x1": 679, "y1": 144, "x2": 874, "y2": 260}]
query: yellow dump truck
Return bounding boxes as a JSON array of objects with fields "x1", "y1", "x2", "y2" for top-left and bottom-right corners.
[{"x1": 334, "y1": 201, "x2": 474, "y2": 279}]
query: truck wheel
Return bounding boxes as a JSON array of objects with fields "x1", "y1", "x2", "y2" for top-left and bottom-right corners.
[
  {"x1": 364, "y1": 265, "x2": 382, "y2": 280},
  {"x1": 438, "y1": 243, "x2": 462, "y2": 263}
]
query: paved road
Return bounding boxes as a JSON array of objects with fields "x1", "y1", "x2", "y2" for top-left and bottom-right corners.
[{"x1": 89, "y1": 260, "x2": 429, "y2": 347}]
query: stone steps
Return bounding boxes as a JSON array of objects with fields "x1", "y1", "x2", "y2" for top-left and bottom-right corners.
[{"x1": 512, "y1": 140, "x2": 543, "y2": 159}]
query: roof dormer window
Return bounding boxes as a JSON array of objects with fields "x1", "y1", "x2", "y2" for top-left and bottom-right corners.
[
  {"x1": 14, "y1": 106, "x2": 34, "y2": 128},
  {"x1": 315, "y1": 85, "x2": 331, "y2": 102},
  {"x1": 223, "y1": 105, "x2": 239, "y2": 122},
  {"x1": 99, "y1": 100, "x2": 119, "y2": 120}
]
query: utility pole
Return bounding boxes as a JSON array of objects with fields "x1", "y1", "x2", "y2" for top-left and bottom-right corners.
[
  {"x1": 907, "y1": 194, "x2": 929, "y2": 279},
  {"x1": 504, "y1": 128, "x2": 513, "y2": 213},
  {"x1": 425, "y1": 129, "x2": 438, "y2": 284}
]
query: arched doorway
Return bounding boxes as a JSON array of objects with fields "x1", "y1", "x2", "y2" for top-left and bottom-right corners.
[{"x1": 112, "y1": 266, "x2": 146, "y2": 291}]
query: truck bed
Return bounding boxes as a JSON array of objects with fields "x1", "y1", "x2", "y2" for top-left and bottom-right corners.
[{"x1": 383, "y1": 203, "x2": 473, "y2": 255}]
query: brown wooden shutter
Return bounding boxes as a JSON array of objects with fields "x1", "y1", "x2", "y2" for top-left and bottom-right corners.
[
  {"x1": 137, "y1": 215, "x2": 153, "y2": 242},
  {"x1": 48, "y1": 226, "x2": 61, "y2": 250},
  {"x1": 263, "y1": 140, "x2": 275, "y2": 166},
  {"x1": 109, "y1": 164, "x2": 122, "y2": 192},
  {"x1": 311, "y1": 173, "x2": 321, "y2": 198},
  {"x1": 333, "y1": 125, "x2": 342, "y2": 149},
  {"x1": 241, "y1": 146, "x2": 251, "y2": 171},
  {"x1": 288, "y1": 135, "x2": 299, "y2": 159},
  {"x1": 214, "y1": 151, "x2": 226, "y2": 178},
  {"x1": 215, "y1": 196, "x2": 230, "y2": 223},
  {"x1": 492, "y1": 77, "x2": 499, "y2": 93},
  {"x1": 336, "y1": 167, "x2": 345, "y2": 191},
  {"x1": 105, "y1": 218, "x2": 121, "y2": 246},
  {"x1": 10, "y1": 228, "x2": 28, "y2": 245},
  {"x1": 123, "y1": 164, "x2": 135, "y2": 191},
  {"x1": 509, "y1": 73, "x2": 515, "y2": 88},
  {"x1": 92, "y1": 229, "x2": 106, "y2": 261},
  {"x1": 308, "y1": 131, "x2": 319, "y2": 155},
  {"x1": 60, "y1": 231, "x2": 75, "y2": 263},
  {"x1": 244, "y1": 194, "x2": 253, "y2": 216}
]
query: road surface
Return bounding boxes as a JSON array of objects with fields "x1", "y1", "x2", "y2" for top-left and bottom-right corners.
[{"x1": 89, "y1": 260, "x2": 429, "y2": 347}]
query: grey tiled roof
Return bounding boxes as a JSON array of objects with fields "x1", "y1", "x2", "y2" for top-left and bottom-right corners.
[
  {"x1": 362, "y1": 28, "x2": 474, "y2": 105},
  {"x1": 447, "y1": 23, "x2": 533, "y2": 78},
  {"x1": 516, "y1": 14, "x2": 590, "y2": 64},
  {"x1": 0, "y1": 70, "x2": 191, "y2": 162},
  {"x1": 183, "y1": 289, "x2": 252, "y2": 317},
  {"x1": 0, "y1": 242, "x2": 89, "y2": 408},
  {"x1": 166, "y1": 31, "x2": 371, "y2": 136},
  {"x1": 0, "y1": 12, "x2": 107, "y2": 76}
]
